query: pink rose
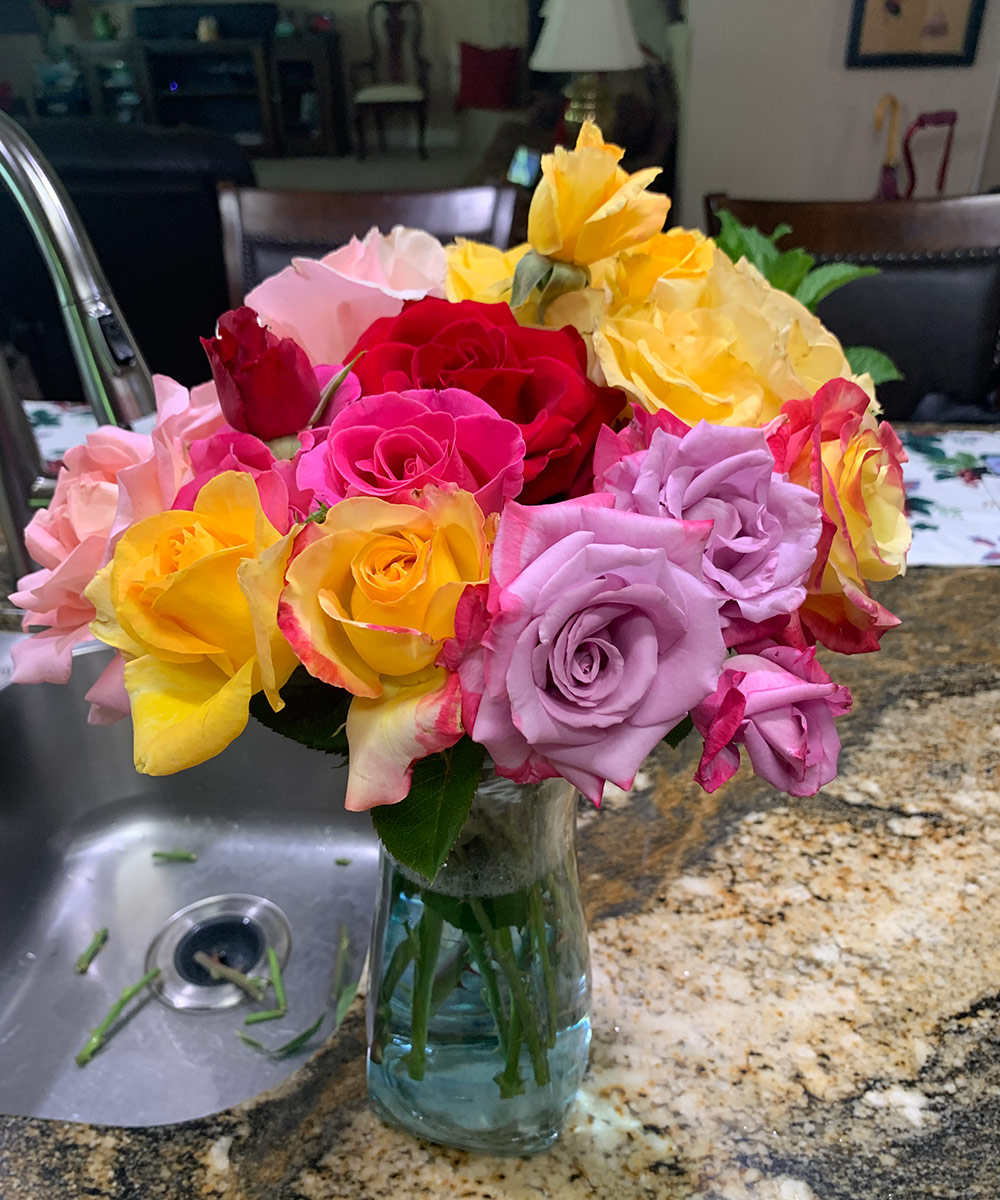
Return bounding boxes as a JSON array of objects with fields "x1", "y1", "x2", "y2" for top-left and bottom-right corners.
[
  {"x1": 295, "y1": 387, "x2": 525, "y2": 515},
  {"x1": 594, "y1": 416, "x2": 821, "y2": 647},
  {"x1": 692, "y1": 644, "x2": 852, "y2": 796},
  {"x1": 112, "y1": 375, "x2": 226, "y2": 540},
  {"x1": 247, "y1": 225, "x2": 447, "y2": 367},
  {"x1": 444, "y1": 496, "x2": 727, "y2": 804},
  {"x1": 173, "y1": 429, "x2": 315, "y2": 534},
  {"x1": 10, "y1": 425, "x2": 152, "y2": 685}
]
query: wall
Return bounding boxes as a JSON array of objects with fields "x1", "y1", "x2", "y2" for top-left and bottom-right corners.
[{"x1": 677, "y1": 0, "x2": 1000, "y2": 228}]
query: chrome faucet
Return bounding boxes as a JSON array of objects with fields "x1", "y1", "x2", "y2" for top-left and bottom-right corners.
[{"x1": 0, "y1": 111, "x2": 157, "y2": 581}]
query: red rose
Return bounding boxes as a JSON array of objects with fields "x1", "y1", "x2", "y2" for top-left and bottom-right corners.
[
  {"x1": 201, "y1": 307, "x2": 320, "y2": 441},
  {"x1": 346, "y1": 298, "x2": 624, "y2": 503}
]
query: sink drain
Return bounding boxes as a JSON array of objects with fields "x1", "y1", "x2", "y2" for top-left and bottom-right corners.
[{"x1": 146, "y1": 894, "x2": 291, "y2": 1011}]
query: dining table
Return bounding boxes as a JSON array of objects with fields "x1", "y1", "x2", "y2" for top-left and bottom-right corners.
[{"x1": 0, "y1": 427, "x2": 997, "y2": 1199}]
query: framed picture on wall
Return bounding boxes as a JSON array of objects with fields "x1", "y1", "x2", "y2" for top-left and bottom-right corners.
[{"x1": 846, "y1": 0, "x2": 988, "y2": 67}]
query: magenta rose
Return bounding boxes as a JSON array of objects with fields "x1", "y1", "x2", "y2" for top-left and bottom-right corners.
[
  {"x1": 443, "y1": 496, "x2": 727, "y2": 804},
  {"x1": 594, "y1": 415, "x2": 821, "y2": 648},
  {"x1": 295, "y1": 387, "x2": 525, "y2": 515},
  {"x1": 691, "y1": 644, "x2": 852, "y2": 796},
  {"x1": 172, "y1": 429, "x2": 314, "y2": 533},
  {"x1": 201, "y1": 306, "x2": 321, "y2": 441}
]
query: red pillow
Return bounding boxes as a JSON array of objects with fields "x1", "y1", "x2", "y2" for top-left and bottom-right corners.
[{"x1": 456, "y1": 43, "x2": 521, "y2": 112}]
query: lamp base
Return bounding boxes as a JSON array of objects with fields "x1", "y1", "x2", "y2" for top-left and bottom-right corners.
[{"x1": 562, "y1": 72, "x2": 615, "y2": 143}]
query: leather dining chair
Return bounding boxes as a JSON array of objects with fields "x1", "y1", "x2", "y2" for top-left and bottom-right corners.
[
  {"x1": 218, "y1": 183, "x2": 517, "y2": 307},
  {"x1": 704, "y1": 193, "x2": 1000, "y2": 422}
]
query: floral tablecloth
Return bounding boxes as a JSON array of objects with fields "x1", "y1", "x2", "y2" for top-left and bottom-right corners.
[
  {"x1": 22, "y1": 404, "x2": 1000, "y2": 567},
  {"x1": 900, "y1": 430, "x2": 1000, "y2": 566}
]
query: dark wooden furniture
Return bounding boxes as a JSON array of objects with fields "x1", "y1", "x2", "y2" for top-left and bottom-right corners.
[
  {"x1": 144, "y1": 38, "x2": 279, "y2": 156},
  {"x1": 271, "y1": 34, "x2": 350, "y2": 157},
  {"x1": 350, "y1": 0, "x2": 430, "y2": 160},
  {"x1": 218, "y1": 183, "x2": 517, "y2": 305},
  {"x1": 73, "y1": 39, "x2": 155, "y2": 125},
  {"x1": 704, "y1": 192, "x2": 1000, "y2": 255}
]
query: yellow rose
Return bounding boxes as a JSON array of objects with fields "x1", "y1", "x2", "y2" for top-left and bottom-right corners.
[
  {"x1": 594, "y1": 249, "x2": 870, "y2": 428},
  {"x1": 85, "y1": 472, "x2": 297, "y2": 775},
  {"x1": 445, "y1": 238, "x2": 530, "y2": 303},
  {"x1": 527, "y1": 120, "x2": 670, "y2": 267},
  {"x1": 277, "y1": 489, "x2": 490, "y2": 810},
  {"x1": 598, "y1": 226, "x2": 715, "y2": 305}
]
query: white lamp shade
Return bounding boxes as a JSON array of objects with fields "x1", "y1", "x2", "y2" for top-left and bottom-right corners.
[{"x1": 530, "y1": 0, "x2": 644, "y2": 73}]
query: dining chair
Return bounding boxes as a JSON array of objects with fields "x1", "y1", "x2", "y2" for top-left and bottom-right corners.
[
  {"x1": 350, "y1": 0, "x2": 430, "y2": 160},
  {"x1": 704, "y1": 192, "x2": 1000, "y2": 422},
  {"x1": 218, "y1": 183, "x2": 517, "y2": 307},
  {"x1": 704, "y1": 192, "x2": 1000, "y2": 255}
]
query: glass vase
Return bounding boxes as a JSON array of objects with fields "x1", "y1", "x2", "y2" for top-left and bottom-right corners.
[{"x1": 365, "y1": 768, "x2": 592, "y2": 1156}]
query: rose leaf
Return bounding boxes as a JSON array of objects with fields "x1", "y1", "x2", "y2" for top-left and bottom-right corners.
[
  {"x1": 249, "y1": 666, "x2": 352, "y2": 756},
  {"x1": 371, "y1": 737, "x2": 486, "y2": 883}
]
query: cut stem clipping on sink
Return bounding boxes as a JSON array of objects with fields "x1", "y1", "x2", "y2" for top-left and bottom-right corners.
[
  {"x1": 75, "y1": 968, "x2": 161, "y2": 1067},
  {"x1": 73, "y1": 927, "x2": 109, "y2": 974},
  {"x1": 192, "y1": 951, "x2": 267, "y2": 1001}
]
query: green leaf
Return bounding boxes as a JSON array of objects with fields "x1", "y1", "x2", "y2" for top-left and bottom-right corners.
[
  {"x1": 794, "y1": 262, "x2": 879, "y2": 312},
  {"x1": 335, "y1": 981, "x2": 359, "y2": 1027},
  {"x1": 371, "y1": 737, "x2": 486, "y2": 883},
  {"x1": 536, "y1": 260, "x2": 590, "y2": 320},
  {"x1": 664, "y1": 714, "x2": 693, "y2": 749},
  {"x1": 510, "y1": 249, "x2": 553, "y2": 307},
  {"x1": 249, "y1": 665, "x2": 351, "y2": 756},
  {"x1": 238, "y1": 1014, "x2": 326, "y2": 1059},
  {"x1": 769, "y1": 247, "x2": 815, "y2": 296},
  {"x1": 715, "y1": 211, "x2": 793, "y2": 280},
  {"x1": 844, "y1": 345, "x2": 904, "y2": 385}
]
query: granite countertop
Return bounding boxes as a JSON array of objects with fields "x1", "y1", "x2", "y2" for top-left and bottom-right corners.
[{"x1": 0, "y1": 566, "x2": 997, "y2": 1199}]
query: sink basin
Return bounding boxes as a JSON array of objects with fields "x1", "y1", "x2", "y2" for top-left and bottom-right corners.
[{"x1": 0, "y1": 643, "x2": 379, "y2": 1126}]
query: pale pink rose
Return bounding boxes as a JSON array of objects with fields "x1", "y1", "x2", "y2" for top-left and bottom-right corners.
[
  {"x1": 444, "y1": 496, "x2": 727, "y2": 805},
  {"x1": 112, "y1": 375, "x2": 226, "y2": 540},
  {"x1": 246, "y1": 225, "x2": 447, "y2": 367},
  {"x1": 691, "y1": 644, "x2": 852, "y2": 796},
  {"x1": 85, "y1": 653, "x2": 131, "y2": 726},
  {"x1": 295, "y1": 387, "x2": 525, "y2": 515},
  {"x1": 10, "y1": 426, "x2": 152, "y2": 685},
  {"x1": 594, "y1": 416, "x2": 822, "y2": 647}
]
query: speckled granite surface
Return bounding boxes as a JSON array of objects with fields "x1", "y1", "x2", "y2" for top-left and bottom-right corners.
[{"x1": 1, "y1": 567, "x2": 998, "y2": 1200}]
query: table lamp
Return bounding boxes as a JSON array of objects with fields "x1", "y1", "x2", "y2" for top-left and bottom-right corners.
[{"x1": 529, "y1": 0, "x2": 644, "y2": 141}]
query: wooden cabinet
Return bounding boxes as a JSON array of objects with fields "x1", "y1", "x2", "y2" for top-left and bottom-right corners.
[{"x1": 271, "y1": 35, "x2": 350, "y2": 157}]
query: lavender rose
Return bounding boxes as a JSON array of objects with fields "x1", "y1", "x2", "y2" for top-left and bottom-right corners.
[
  {"x1": 594, "y1": 415, "x2": 822, "y2": 647},
  {"x1": 444, "y1": 496, "x2": 727, "y2": 804},
  {"x1": 691, "y1": 644, "x2": 852, "y2": 796},
  {"x1": 295, "y1": 387, "x2": 525, "y2": 515}
]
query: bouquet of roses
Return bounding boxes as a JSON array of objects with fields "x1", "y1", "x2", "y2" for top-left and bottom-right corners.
[{"x1": 9, "y1": 121, "x2": 910, "y2": 885}]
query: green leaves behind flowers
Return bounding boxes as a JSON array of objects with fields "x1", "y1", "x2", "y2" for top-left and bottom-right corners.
[
  {"x1": 372, "y1": 737, "x2": 486, "y2": 884},
  {"x1": 714, "y1": 210, "x2": 878, "y2": 314},
  {"x1": 249, "y1": 665, "x2": 351, "y2": 756},
  {"x1": 511, "y1": 249, "x2": 590, "y2": 320},
  {"x1": 844, "y1": 345, "x2": 905, "y2": 386}
]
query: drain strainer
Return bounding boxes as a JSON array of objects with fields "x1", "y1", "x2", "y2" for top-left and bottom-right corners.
[{"x1": 146, "y1": 894, "x2": 292, "y2": 1011}]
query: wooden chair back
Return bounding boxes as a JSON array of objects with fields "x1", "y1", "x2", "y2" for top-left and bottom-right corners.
[
  {"x1": 362, "y1": 0, "x2": 427, "y2": 88},
  {"x1": 704, "y1": 192, "x2": 1000, "y2": 255},
  {"x1": 219, "y1": 183, "x2": 517, "y2": 306}
]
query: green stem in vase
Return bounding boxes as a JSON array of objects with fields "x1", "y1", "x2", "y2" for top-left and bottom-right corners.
[
  {"x1": 493, "y1": 992, "x2": 525, "y2": 1098},
  {"x1": 371, "y1": 922, "x2": 417, "y2": 1065},
  {"x1": 528, "y1": 879, "x2": 558, "y2": 1050},
  {"x1": 468, "y1": 896, "x2": 550, "y2": 1088},
  {"x1": 465, "y1": 927, "x2": 508, "y2": 1061},
  {"x1": 406, "y1": 906, "x2": 443, "y2": 1080},
  {"x1": 429, "y1": 945, "x2": 471, "y2": 1015}
]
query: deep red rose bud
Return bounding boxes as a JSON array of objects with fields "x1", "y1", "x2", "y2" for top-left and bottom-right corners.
[{"x1": 201, "y1": 306, "x2": 320, "y2": 441}]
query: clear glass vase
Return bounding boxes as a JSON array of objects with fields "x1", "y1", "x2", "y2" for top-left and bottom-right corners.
[{"x1": 365, "y1": 768, "x2": 592, "y2": 1156}]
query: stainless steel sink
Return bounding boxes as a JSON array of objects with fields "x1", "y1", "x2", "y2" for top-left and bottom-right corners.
[{"x1": 0, "y1": 642, "x2": 379, "y2": 1126}]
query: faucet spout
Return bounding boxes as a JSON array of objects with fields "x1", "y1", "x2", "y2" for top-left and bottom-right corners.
[{"x1": 0, "y1": 111, "x2": 156, "y2": 427}]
